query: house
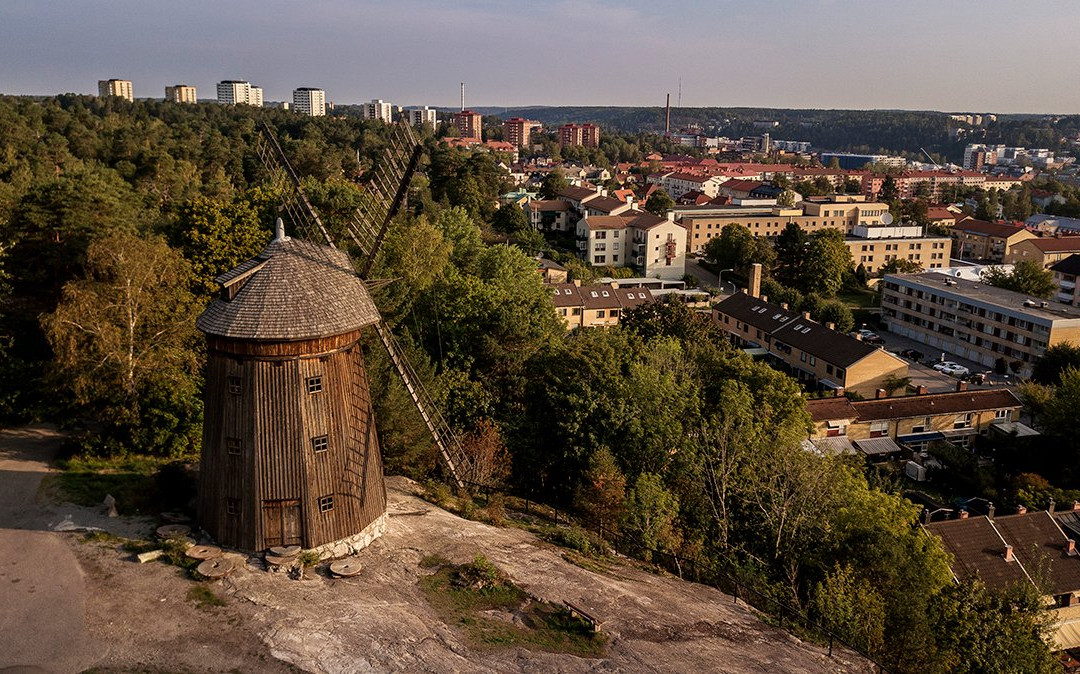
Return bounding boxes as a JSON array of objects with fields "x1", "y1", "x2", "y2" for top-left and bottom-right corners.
[
  {"x1": 557, "y1": 185, "x2": 604, "y2": 216},
  {"x1": 950, "y1": 217, "x2": 1038, "y2": 263},
  {"x1": 925, "y1": 508, "x2": 1080, "y2": 650},
  {"x1": 536, "y1": 257, "x2": 568, "y2": 284},
  {"x1": 807, "y1": 387, "x2": 1023, "y2": 455},
  {"x1": 926, "y1": 205, "x2": 959, "y2": 229},
  {"x1": 528, "y1": 200, "x2": 572, "y2": 231},
  {"x1": 1004, "y1": 236, "x2": 1080, "y2": 268},
  {"x1": 576, "y1": 211, "x2": 687, "y2": 280},
  {"x1": 549, "y1": 281, "x2": 654, "y2": 330},
  {"x1": 713, "y1": 269, "x2": 908, "y2": 397},
  {"x1": 660, "y1": 173, "x2": 725, "y2": 199},
  {"x1": 582, "y1": 195, "x2": 633, "y2": 217}
]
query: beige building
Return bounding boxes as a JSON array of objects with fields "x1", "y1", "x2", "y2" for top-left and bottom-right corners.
[
  {"x1": 528, "y1": 200, "x2": 572, "y2": 231},
  {"x1": 292, "y1": 88, "x2": 326, "y2": 116},
  {"x1": 806, "y1": 388, "x2": 1023, "y2": 455},
  {"x1": 98, "y1": 79, "x2": 133, "y2": 101},
  {"x1": 576, "y1": 212, "x2": 687, "y2": 281},
  {"x1": 503, "y1": 117, "x2": 541, "y2": 148},
  {"x1": 846, "y1": 225, "x2": 952, "y2": 274},
  {"x1": 951, "y1": 217, "x2": 1038, "y2": 263},
  {"x1": 454, "y1": 110, "x2": 483, "y2": 140},
  {"x1": 550, "y1": 281, "x2": 653, "y2": 330},
  {"x1": 683, "y1": 195, "x2": 891, "y2": 254},
  {"x1": 714, "y1": 290, "x2": 908, "y2": 397},
  {"x1": 217, "y1": 80, "x2": 263, "y2": 107},
  {"x1": 165, "y1": 84, "x2": 197, "y2": 103},
  {"x1": 881, "y1": 272, "x2": 1080, "y2": 376},
  {"x1": 1050, "y1": 255, "x2": 1080, "y2": 306},
  {"x1": 1003, "y1": 236, "x2": 1080, "y2": 268}
]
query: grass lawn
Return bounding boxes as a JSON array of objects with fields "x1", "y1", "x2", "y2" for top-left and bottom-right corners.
[
  {"x1": 44, "y1": 453, "x2": 195, "y2": 516},
  {"x1": 838, "y1": 287, "x2": 879, "y2": 308},
  {"x1": 419, "y1": 555, "x2": 607, "y2": 657}
]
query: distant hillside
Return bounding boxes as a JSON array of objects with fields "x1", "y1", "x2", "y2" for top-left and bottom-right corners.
[{"x1": 470, "y1": 106, "x2": 1080, "y2": 163}]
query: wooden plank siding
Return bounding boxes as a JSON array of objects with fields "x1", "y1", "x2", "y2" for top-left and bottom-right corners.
[{"x1": 198, "y1": 330, "x2": 386, "y2": 551}]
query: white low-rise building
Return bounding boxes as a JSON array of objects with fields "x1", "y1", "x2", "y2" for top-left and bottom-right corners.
[{"x1": 576, "y1": 211, "x2": 687, "y2": 281}]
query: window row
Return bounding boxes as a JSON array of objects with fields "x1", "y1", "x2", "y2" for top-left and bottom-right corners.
[
  {"x1": 227, "y1": 375, "x2": 325, "y2": 395},
  {"x1": 224, "y1": 434, "x2": 329, "y2": 455}
]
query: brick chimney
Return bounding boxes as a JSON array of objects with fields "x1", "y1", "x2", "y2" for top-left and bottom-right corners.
[
  {"x1": 956, "y1": 380, "x2": 968, "y2": 392},
  {"x1": 802, "y1": 311, "x2": 812, "y2": 320},
  {"x1": 1050, "y1": 498, "x2": 1056, "y2": 515},
  {"x1": 916, "y1": 385, "x2": 929, "y2": 395},
  {"x1": 1017, "y1": 505, "x2": 1027, "y2": 515},
  {"x1": 959, "y1": 509, "x2": 969, "y2": 519},
  {"x1": 853, "y1": 333, "x2": 863, "y2": 341},
  {"x1": 780, "y1": 302, "x2": 789, "y2": 310},
  {"x1": 834, "y1": 386, "x2": 845, "y2": 398},
  {"x1": 1004, "y1": 544, "x2": 1014, "y2": 562},
  {"x1": 875, "y1": 388, "x2": 887, "y2": 399},
  {"x1": 760, "y1": 295, "x2": 768, "y2": 303},
  {"x1": 1073, "y1": 500, "x2": 1080, "y2": 511},
  {"x1": 1068, "y1": 540, "x2": 1077, "y2": 556},
  {"x1": 749, "y1": 263, "x2": 762, "y2": 299},
  {"x1": 988, "y1": 502, "x2": 995, "y2": 520},
  {"x1": 826, "y1": 322, "x2": 836, "y2": 331}
]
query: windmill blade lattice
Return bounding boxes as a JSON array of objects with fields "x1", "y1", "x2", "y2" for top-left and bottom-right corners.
[{"x1": 255, "y1": 121, "x2": 473, "y2": 490}]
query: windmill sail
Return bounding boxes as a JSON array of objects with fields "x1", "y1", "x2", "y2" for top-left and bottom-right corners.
[{"x1": 256, "y1": 121, "x2": 469, "y2": 490}]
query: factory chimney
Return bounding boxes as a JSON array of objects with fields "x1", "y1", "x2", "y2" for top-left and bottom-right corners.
[{"x1": 460, "y1": 82, "x2": 465, "y2": 112}]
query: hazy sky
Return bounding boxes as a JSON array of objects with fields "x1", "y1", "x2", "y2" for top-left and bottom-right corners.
[{"x1": 2, "y1": 0, "x2": 1078, "y2": 113}]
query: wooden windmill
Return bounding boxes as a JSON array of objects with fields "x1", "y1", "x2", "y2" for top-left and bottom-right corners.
[{"x1": 195, "y1": 120, "x2": 472, "y2": 553}]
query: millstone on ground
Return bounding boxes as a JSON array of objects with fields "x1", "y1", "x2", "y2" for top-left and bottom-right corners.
[
  {"x1": 196, "y1": 558, "x2": 234, "y2": 579},
  {"x1": 185, "y1": 545, "x2": 222, "y2": 561}
]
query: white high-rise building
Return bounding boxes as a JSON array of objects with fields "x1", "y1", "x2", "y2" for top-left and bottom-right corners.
[
  {"x1": 405, "y1": 106, "x2": 437, "y2": 130},
  {"x1": 217, "y1": 80, "x2": 263, "y2": 107},
  {"x1": 292, "y1": 88, "x2": 326, "y2": 116},
  {"x1": 165, "y1": 85, "x2": 197, "y2": 104},
  {"x1": 98, "y1": 79, "x2": 133, "y2": 101},
  {"x1": 362, "y1": 99, "x2": 394, "y2": 123}
]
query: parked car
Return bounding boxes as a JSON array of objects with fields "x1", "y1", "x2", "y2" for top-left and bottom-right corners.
[
  {"x1": 942, "y1": 364, "x2": 970, "y2": 376},
  {"x1": 852, "y1": 329, "x2": 885, "y2": 345},
  {"x1": 932, "y1": 361, "x2": 960, "y2": 371},
  {"x1": 899, "y1": 348, "x2": 925, "y2": 361}
]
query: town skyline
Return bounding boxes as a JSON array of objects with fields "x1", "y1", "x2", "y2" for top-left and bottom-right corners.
[{"x1": 2, "y1": 0, "x2": 1079, "y2": 114}]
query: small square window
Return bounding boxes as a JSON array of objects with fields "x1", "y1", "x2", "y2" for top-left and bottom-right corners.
[
  {"x1": 227, "y1": 376, "x2": 241, "y2": 395},
  {"x1": 225, "y1": 498, "x2": 240, "y2": 516},
  {"x1": 226, "y1": 437, "x2": 242, "y2": 455},
  {"x1": 306, "y1": 376, "x2": 323, "y2": 394},
  {"x1": 312, "y1": 435, "x2": 329, "y2": 453},
  {"x1": 318, "y1": 495, "x2": 334, "y2": 512}
]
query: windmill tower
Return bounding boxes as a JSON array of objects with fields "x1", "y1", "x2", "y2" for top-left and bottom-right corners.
[{"x1": 196, "y1": 121, "x2": 471, "y2": 553}]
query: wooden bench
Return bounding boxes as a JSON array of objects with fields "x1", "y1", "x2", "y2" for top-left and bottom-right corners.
[{"x1": 563, "y1": 601, "x2": 603, "y2": 632}]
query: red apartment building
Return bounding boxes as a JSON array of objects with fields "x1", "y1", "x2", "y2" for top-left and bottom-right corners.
[
  {"x1": 503, "y1": 117, "x2": 541, "y2": 148},
  {"x1": 559, "y1": 123, "x2": 600, "y2": 148},
  {"x1": 454, "y1": 110, "x2": 483, "y2": 140}
]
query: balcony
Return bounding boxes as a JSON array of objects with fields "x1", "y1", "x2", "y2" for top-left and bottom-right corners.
[{"x1": 576, "y1": 240, "x2": 587, "y2": 251}]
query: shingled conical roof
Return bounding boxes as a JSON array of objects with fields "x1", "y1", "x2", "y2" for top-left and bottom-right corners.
[{"x1": 196, "y1": 237, "x2": 380, "y2": 341}]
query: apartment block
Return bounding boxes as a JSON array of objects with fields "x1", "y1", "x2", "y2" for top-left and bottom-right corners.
[
  {"x1": 528, "y1": 200, "x2": 572, "y2": 231},
  {"x1": 714, "y1": 290, "x2": 907, "y2": 397},
  {"x1": 846, "y1": 224, "x2": 952, "y2": 273},
  {"x1": 292, "y1": 88, "x2": 326, "y2": 116},
  {"x1": 1003, "y1": 236, "x2": 1080, "y2": 268},
  {"x1": 551, "y1": 282, "x2": 654, "y2": 330},
  {"x1": 1050, "y1": 255, "x2": 1080, "y2": 306},
  {"x1": 881, "y1": 272, "x2": 1080, "y2": 376},
  {"x1": 98, "y1": 79, "x2": 133, "y2": 101},
  {"x1": 951, "y1": 217, "x2": 1038, "y2": 262},
  {"x1": 682, "y1": 196, "x2": 891, "y2": 254},
  {"x1": 558, "y1": 123, "x2": 600, "y2": 148},
  {"x1": 806, "y1": 388, "x2": 1022, "y2": 455},
  {"x1": 165, "y1": 85, "x2": 197, "y2": 104},
  {"x1": 362, "y1": 99, "x2": 395, "y2": 123},
  {"x1": 217, "y1": 80, "x2": 263, "y2": 106},
  {"x1": 576, "y1": 212, "x2": 687, "y2": 281},
  {"x1": 503, "y1": 117, "x2": 541, "y2": 148},
  {"x1": 454, "y1": 109, "x2": 483, "y2": 140},
  {"x1": 405, "y1": 106, "x2": 437, "y2": 130}
]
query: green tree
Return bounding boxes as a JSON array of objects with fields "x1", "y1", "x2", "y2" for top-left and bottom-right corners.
[
  {"x1": 773, "y1": 223, "x2": 809, "y2": 286},
  {"x1": 704, "y1": 223, "x2": 775, "y2": 273},
  {"x1": 41, "y1": 231, "x2": 202, "y2": 456},
  {"x1": 539, "y1": 170, "x2": 568, "y2": 199},
  {"x1": 575, "y1": 446, "x2": 626, "y2": 533},
  {"x1": 1031, "y1": 342, "x2": 1080, "y2": 385},
  {"x1": 621, "y1": 472, "x2": 679, "y2": 561},
  {"x1": 878, "y1": 258, "x2": 923, "y2": 275},
  {"x1": 644, "y1": 188, "x2": 675, "y2": 215},
  {"x1": 492, "y1": 202, "x2": 528, "y2": 235},
  {"x1": 798, "y1": 229, "x2": 851, "y2": 296},
  {"x1": 981, "y1": 260, "x2": 1056, "y2": 299},
  {"x1": 167, "y1": 195, "x2": 271, "y2": 296},
  {"x1": 879, "y1": 176, "x2": 899, "y2": 202},
  {"x1": 811, "y1": 564, "x2": 886, "y2": 654},
  {"x1": 882, "y1": 374, "x2": 912, "y2": 395}
]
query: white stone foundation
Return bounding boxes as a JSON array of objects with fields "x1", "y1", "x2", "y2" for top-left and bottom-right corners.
[{"x1": 309, "y1": 512, "x2": 388, "y2": 561}]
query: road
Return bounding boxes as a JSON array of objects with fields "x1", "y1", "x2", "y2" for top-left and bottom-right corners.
[
  {"x1": 0, "y1": 426, "x2": 99, "y2": 673},
  {"x1": 685, "y1": 257, "x2": 738, "y2": 294}
]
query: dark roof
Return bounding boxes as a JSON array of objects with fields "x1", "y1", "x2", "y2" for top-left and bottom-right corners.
[
  {"x1": 197, "y1": 237, "x2": 379, "y2": 341},
  {"x1": 528, "y1": 199, "x2": 570, "y2": 213},
  {"x1": 585, "y1": 196, "x2": 630, "y2": 214},
  {"x1": 615, "y1": 287, "x2": 653, "y2": 309},
  {"x1": 537, "y1": 258, "x2": 567, "y2": 271},
  {"x1": 715, "y1": 293, "x2": 884, "y2": 368},
  {"x1": 1027, "y1": 237, "x2": 1080, "y2": 253},
  {"x1": 952, "y1": 218, "x2": 1028, "y2": 239},
  {"x1": 1051, "y1": 254, "x2": 1080, "y2": 276},
  {"x1": 925, "y1": 517, "x2": 1029, "y2": 589},
  {"x1": 806, "y1": 397, "x2": 859, "y2": 422},
  {"x1": 550, "y1": 283, "x2": 583, "y2": 308},
  {"x1": 851, "y1": 389, "x2": 1023, "y2": 421},
  {"x1": 558, "y1": 186, "x2": 600, "y2": 202},
  {"x1": 628, "y1": 212, "x2": 678, "y2": 230},
  {"x1": 993, "y1": 512, "x2": 1080, "y2": 595},
  {"x1": 580, "y1": 285, "x2": 622, "y2": 309}
]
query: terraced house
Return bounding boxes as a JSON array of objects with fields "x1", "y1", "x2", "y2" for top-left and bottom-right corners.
[
  {"x1": 713, "y1": 280, "x2": 907, "y2": 397},
  {"x1": 550, "y1": 281, "x2": 653, "y2": 330}
]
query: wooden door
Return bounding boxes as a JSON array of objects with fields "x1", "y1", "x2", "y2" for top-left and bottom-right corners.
[{"x1": 262, "y1": 499, "x2": 302, "y2": 548}]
